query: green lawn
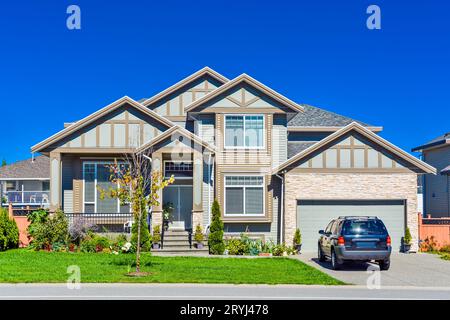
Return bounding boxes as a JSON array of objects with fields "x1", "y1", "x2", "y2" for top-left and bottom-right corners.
[{"x1": 0, "y1": 249, "x2": 343, "y2": 285}]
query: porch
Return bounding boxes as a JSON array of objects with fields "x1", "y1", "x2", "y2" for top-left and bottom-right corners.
[{"x1": 2, "y1": 190, "x2": 50, "y2": 208}]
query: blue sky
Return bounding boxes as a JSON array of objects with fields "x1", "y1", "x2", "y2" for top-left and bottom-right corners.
[{"x1": 0, "y1": 1, "x2": 448, "y2": 163}]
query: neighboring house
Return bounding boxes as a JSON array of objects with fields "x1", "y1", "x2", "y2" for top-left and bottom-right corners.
[
  {"x1": 30, "y1": 67, "x2": 435, "y2": 252},
  {"x1": 413, "y1": 133, "x2": 450, "y2": 217},
  {"x1": 0, "y1": 156, "x2": 50, "y2": 208}
]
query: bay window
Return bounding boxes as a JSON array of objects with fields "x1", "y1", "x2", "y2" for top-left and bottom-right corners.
[
  {"x1": 224, "y1": 115, "x2": 264, "y2": 148},
  {"x1": 225, "y1": 176, "x2": 264, "y2": 216}
]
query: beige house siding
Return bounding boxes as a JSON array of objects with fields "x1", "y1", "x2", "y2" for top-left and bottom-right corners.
[
  {"x1": 272, "y1": 114, "x2": 287, "y2": 167},
  {"x1": 52, "y1": 106, "x2": 168, "y2": 152},
  {"x1": 284, "y1": 172, "x2": 419, "y2": 251},
  {"x1": 149, "y1": 76, "x2": 221, "y2": 118},
  {"x1": 423, "y1": 147, "x2": 450, "y2": 217}
]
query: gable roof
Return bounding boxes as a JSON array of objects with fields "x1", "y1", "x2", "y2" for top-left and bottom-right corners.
[
  {"x1": 141, "y1": 67, "x2": 229, "y2": 107},
  {"x1": 412, "y1": 132, "x2": 450, "y2": 152},
  {"x1": 274, "y1": 122, "x2": 436, "y2": 174},
  {"x1": 0, "y1": 156, "x2": 49, "y2": 180},
  {"x1": 31, "y1": 96, "x2": 175, "y2": 153},
  {"x1": 184, "y1": 74, "x2": 304, "y2": 113},
  {"x1": 136, "y1": 125, "x2": 216, "y2": 154},
  {"x1": 288, "y1": 104, "x2": 382, "y2": 132}
]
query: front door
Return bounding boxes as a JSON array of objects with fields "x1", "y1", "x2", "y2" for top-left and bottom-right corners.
[{"x1": 163, "y1": 185, "x2": 193, "y2": 230}]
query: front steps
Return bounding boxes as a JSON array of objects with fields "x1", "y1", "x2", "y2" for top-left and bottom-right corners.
[{"x1": 152, "y1": 229, "x2": 209, "y2": 256}]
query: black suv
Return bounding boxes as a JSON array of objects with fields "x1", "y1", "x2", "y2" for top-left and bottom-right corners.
[{"x1": 318, "y1": 216, "x2": 392, "y2": 270}]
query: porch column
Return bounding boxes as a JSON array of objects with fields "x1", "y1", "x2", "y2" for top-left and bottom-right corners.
[
  {"x1": 49, "y1": 152, "x2": 61, "y2": 211},
  {"x1": 151, "y1": 152, "x2": 163, "y2": 229},
  {"x1": 192, "y1": 149, "x2": 203, "y2": 229}
]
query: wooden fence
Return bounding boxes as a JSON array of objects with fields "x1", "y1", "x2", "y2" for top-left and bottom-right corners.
[
  {"x1": 8, "y1": 204, "x2": 33, "y2": 247},
  {"x1": 418, "y1": 213, "x2": 450, "y2": 250}
]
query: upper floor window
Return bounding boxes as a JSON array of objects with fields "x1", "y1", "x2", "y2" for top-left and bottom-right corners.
[{"x1": 224, "y1": 115, "x2": 264, "y2": 148}]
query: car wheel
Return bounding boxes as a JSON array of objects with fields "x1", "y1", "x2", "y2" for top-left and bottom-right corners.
[
  {"x1": 378, "y1": 259, "x2": 390, "y2": 271},
  {"x1": 318, "y1": 244, "x2": 326, "y2": 262},
  {"x1": 331, "y1": 249, "x2": 342, "y2": 270}
]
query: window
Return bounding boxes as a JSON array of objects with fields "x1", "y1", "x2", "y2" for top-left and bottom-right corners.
[
  {"x1": 225, "y1": 115, "x2": 264, "y2": 148},
  {"x1": 225, "y1": 176, "x2": 264, "y2": 216},
  {"x1": 164, "y1": 161, "x2": 193, "y2": 179},
  {"x1": 83, "y1": 162, "x2": 130, "y2": 213}
]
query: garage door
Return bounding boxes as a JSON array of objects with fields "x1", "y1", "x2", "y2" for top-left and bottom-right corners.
[{"x1": 296, "y1": 200, "x2": 406, "y2": 252}]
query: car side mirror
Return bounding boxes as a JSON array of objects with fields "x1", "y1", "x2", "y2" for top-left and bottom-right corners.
[{"x1": 318, "y1": 230, "x2": 325, "y2": 235}]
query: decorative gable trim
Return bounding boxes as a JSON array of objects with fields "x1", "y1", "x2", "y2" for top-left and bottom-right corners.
[
  {"x1": 136, "y1": 125, "x2": 216, "y2": 154},
  {"x1": 31, "y1": 96, "x2": 175, "y2": 153},
  {"x1": 141, "y1": 67, "x2": 229, "y2": 108},
  {"x1": 184, "y1": 74, "x2": 304, "y2": 113},
  {"x1": 274, "y1": 122, "x2": 436, "y2": 174}
]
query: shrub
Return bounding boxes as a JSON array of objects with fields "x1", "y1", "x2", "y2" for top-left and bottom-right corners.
[
  {"x1": 208, "y1": 200, "x2": 225, "y2": 255},
  {"x1": 0, "y1": 208, "x2": 19, "y2": 251},
  {"x1": 68, "y1": 216, "x2": 96, "y2": 244},
  {"x1": 420, "y1": 236, "x2": 438, "y2": 252},
  {"x1": 152, "y1": 225, "x2": 161, "y2": 244},
  {"x1": 225, "y1": 238, "x2": 247, "y2": 255},
  {"x1": 404, "y1": 227, "x2": 412, "y2": 245},
  {"x1": 293, "y1": 228, "x2": 302, "y2": 246},
  {"x1": 80, "y1": 238, "x2": 96, "y2": 253},
  {"x1": 272, "y1": 243, "x2": 296, "y2": 256},
  {"x1": 194, "y1": 224, "x2": 203, "y2": 243},
  {"x1": 27, "y1": 210, "x2": 69, "y2": 250},
  {"x1": 131, "y1": 214, "x2": 151, "y2": 252},
  {"x1": 80, "y1": 234, "x2": 111, "y2": 253},
  {"x1": 440, "y1": 245, "x2": 450, "y2": 253}
]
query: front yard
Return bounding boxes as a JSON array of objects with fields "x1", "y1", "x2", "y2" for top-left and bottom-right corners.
[{"x1": 0, "y1": 249, "x2": 343, "y2": 285}]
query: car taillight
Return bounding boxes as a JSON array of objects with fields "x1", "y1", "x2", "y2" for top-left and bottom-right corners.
[
  {"x1": 338, "y1": 236, "x2": 345, "y2": 246},
  {"x1": 386, "y1": 235, "x2": 391, "y2": 246}
]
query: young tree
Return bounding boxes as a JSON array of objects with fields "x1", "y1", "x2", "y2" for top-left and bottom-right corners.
[
  {"x1": 99, "y1": 150, "x2": 174, "y2": 274},
  {"x1": 208, "y1": 200, "x2": 224, "y2": 255},
  {"x1": 1, "y1": 159, "x2": 6, "y2": 167}
]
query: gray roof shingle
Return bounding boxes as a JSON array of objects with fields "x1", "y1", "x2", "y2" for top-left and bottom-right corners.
[
  {"x1": 0, "y1": 156, "x2": 50, "y2": 180},
  {"x1": 441, "y1": 165, "x2": 450, "y2": 175},
  {"x1": 412, "y1": 132, "x2": 450, "y2": 152},
  {"x1": 287, "y1": 142, "x2": 317, "y2": 159},
  {"x1": 288, "y1": 104, "x2": 373, "y2": 128}
]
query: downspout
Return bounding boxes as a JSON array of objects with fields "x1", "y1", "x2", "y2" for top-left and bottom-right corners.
[
  {"x1": 207, "y1": 153, "x2": 212, "y2": 227},
  {"x1": 275, "y1": 172, "x2": 285, "y2": 244},
  {"x1": 142, "y1": 154, "x2": 153, "y2": 227}
]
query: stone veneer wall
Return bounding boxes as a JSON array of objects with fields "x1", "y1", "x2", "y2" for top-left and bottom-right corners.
[{"x1": 284, "y1": 172, "x2": 419, "y2": 251}]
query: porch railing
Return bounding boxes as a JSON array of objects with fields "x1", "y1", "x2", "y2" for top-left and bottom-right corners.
[
  {"x1": 3, "y1": 191, "x2": 50, "y2": 206},
  {"x1": 65, "y1": 213, "x2": 134, "y2": 234}
]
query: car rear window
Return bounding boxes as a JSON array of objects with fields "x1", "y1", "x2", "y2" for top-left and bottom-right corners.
[{"x1": 342, "y1": 219, "x2": 387, "y2": 235}]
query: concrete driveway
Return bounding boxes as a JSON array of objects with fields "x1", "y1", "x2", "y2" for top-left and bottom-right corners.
[{"x1": 295, "y1": 252, "x2": 450, "y2": 287}]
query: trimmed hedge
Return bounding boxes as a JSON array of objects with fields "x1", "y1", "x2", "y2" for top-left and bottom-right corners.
[{"x1": 208, "y1": 200, "x2": 224, "y2": 255}]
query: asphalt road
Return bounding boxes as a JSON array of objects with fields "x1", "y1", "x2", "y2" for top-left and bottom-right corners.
[{"x1": 0, "y1": 283, "x2": 450, "y2": 300}]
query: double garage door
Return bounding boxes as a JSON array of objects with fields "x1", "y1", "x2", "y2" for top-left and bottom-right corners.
[{"x1": 296, "y1": 200, "x2": 406, "y2": 252}]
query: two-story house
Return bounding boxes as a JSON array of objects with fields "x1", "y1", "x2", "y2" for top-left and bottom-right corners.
[
  {"x1": 413, "y1": 133, "x2": 450, "y2": 217},
  {"x1": 31, "y1": 67, "x2": 435, "y2": 252}
]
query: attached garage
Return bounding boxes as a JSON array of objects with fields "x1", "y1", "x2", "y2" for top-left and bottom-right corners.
[{"x1": 296, "y1": 200, "x2": 406, "y2": 252}]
